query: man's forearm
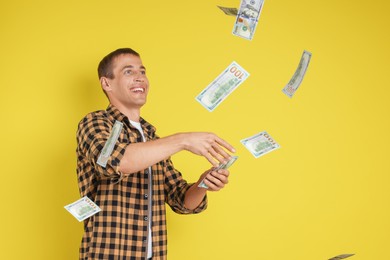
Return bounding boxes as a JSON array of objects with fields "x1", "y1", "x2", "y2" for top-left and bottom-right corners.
[
  {"x1": 184, "y1": 183, "x2": 207, "y2": 210},
  {"x1": 119, "y1": 133, "x2": 186, "y2": 174}
]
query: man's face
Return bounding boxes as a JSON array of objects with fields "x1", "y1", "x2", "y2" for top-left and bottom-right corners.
[{"x1": 105, "y1": 54, "x2": 149, "y2": 109}]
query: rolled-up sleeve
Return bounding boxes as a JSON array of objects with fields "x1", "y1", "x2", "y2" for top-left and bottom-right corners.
[
  {"x1": 163, "y1": 158, "x2": 208, "y2": 214},
  {"x1": 77, "y1": 114, "x2": 127, "y2": 183}
]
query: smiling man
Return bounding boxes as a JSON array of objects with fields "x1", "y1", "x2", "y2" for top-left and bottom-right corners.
[{"x1": 76, "y1": 48, "x2": 236, "y2": 260}]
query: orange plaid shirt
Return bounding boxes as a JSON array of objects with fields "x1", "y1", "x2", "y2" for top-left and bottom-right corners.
[{"x1": 76, "y1": 104, "x2": 207, "y2": 259}]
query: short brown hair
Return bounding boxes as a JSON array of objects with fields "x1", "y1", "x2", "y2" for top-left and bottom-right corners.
[{"x1": 98, "y1": 48, "x2": 140, "y2": 79}]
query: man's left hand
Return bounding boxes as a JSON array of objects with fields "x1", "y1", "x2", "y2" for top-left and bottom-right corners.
[{"x1": 200, "y1": 169, "x2": 230, "y2": 191}]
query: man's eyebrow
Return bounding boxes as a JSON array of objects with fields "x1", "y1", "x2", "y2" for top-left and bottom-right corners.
[{"x1": 121, "y1": 65, "x2": 146, "y2": 71}]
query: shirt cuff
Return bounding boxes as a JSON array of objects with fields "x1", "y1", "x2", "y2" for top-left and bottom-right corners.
[{"x1": 93, "y1": 142, "x2": 128, "y2": 184}]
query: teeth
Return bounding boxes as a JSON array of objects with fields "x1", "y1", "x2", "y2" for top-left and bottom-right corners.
[{"x1": 132, "y1": 88, "x2": 144, "y2": 93}]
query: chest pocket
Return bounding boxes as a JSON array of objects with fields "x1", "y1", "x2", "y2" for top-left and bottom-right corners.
[
  {"x1": 118, "y1": 127, "x2": 144, "y2": 144},
  {"x1": 118, "y1": 128, "x2": 130, "y2": 144}
]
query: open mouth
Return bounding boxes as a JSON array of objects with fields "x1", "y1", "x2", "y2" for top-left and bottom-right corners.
[{"x1": 131, "y1": 87, "x2": 145, "y2": 93}]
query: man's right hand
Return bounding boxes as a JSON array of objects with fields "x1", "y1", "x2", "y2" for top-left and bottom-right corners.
[{"x1": 179, "y1": 132, "x2": 235, "y2": 167}]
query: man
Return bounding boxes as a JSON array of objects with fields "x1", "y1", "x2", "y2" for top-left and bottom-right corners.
[{"x1": 76, "y1": 48, "x2": 235, "y2": 259}]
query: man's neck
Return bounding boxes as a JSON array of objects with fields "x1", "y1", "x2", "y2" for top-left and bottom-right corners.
[{"x1": 110, "y1": 102, "x2": 141, "y2": 122}]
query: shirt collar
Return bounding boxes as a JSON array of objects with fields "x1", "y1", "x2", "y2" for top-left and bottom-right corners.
[{"x1": 106, "y1": 104, "x2": 156, "y2": 135}]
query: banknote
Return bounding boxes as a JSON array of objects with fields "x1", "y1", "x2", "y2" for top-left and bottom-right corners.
[
  {"x1": 97, "y1": 120, "x2": 123, "y2": 167},
  {"x1": 196, "y1": 61, "x2": 249, "y2": 111},
  {"x1": 217, "y1": 6, "x2": 238, "y2": 16},
  {"x1": 241, "y1": 131, "x2": 280, "y2": 158},
  {"x1": 232, "y1": 0, "x2": 265, "y2": 40},
  {"x1": 64, "y1": 196, "x2": 101, "y2": 222},
  {"x1": 328, "y1": 254, "x2": 355, "y2": 260},
  {"x1": 198, "y1": 156, "x2": 239, "y2": 189},
  {"x1": 282, "y1": 50, "x2": 312, "y2": 98}
]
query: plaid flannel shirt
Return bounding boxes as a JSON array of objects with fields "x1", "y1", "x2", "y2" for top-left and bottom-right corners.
[{"x1": 76, "y1": 104, "x2": 207, "y2": 260}]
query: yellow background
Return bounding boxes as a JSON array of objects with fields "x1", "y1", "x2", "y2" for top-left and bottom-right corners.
[{"x1": 1, "y1": 0, "x2": 389, "y2": 259}]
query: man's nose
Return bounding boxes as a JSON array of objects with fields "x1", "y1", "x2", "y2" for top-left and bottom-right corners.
[{"x1": 134, "y1": 73, "x2": 145, "y2": 81}]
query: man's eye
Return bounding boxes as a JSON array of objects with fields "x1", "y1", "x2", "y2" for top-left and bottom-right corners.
[
  {"x1": 124, "y1": 70, "x2": 133, "y2": 75},
  {"x1": 141, "y1": 71, "x2": 146, "y2": 75}
]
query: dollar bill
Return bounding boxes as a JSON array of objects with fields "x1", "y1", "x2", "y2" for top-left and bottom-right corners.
[
  {"x1": 282, "y1": 50, "x2": 312, "y2": 98},
  {"x1": 232, "y1": 0, "x2": 265, "y2": 40},
  {"x1": 241, "y1": 131, "x2": 280, "y2": 158},
  {"x1": 198, "y1": 156, "x2": 239, "y2": 189},
  {"x1": 196, "y1": 61, "x2": 249, "y2": 112},
  {"x1": 64, "y1": 196, "x2": 101, "y2": 222},
  {"x1": 217, "y1": 6, "x2": 238, "y2": 16},
  {"x1": 97, "y1": 120, "x2": 123, "y2": 167},
  {"x1": 328, "y1": 254, "x2": 355, "y2": 260}
]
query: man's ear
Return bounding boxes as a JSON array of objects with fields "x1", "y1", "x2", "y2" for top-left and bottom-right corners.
[{"x1": 100, "y1": 77, "x2": 112, "y2": 92}]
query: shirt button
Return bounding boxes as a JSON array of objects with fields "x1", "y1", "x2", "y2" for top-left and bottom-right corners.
[
  {"x1": 144, "y1": 216, "x2": 148, "y2": 221},
  {"x1": 144, "y1": 194, "x2": 148, "y2": 199}
]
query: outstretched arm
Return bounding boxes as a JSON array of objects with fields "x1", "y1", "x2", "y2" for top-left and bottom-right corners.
[{"x1": 119, "y1": 132, "x2": 235, "y2": 174}]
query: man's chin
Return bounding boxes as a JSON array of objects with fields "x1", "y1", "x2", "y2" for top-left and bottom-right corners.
[{"x1": 133, "y1": 99, "x2": 147, "y2": 107}]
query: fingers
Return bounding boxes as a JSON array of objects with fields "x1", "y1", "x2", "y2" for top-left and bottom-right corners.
[
  {"x1": 204, "y1": 153, "x2": 219, "y2": 167},
  {"x1": 204, "y1": 145, "x2": 231, "y2": 167},
  {"x1": 203, "y1": 169, "x2": 230, "y2": 191},
  {"x1": 184, "y1": 132, "x2": 235, "y2": 166},
  {"x1": 211, "y1": 142, "x2": 232, "y2": 162},
  {"x1": 207, "y1": 134, "x2": 235, "y2": 164},
  {"x1": 214, "y1": 136, "x2": 236, "y2": 153}
]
